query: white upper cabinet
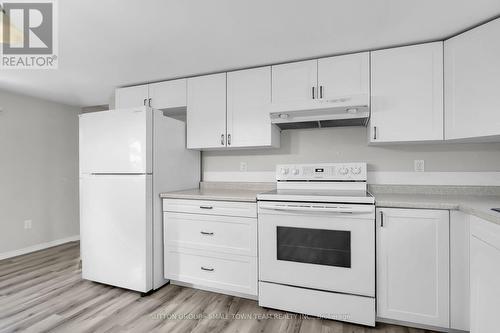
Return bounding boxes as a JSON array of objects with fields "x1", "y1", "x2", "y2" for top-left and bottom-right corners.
[
  {"x1": 271, "y1": 53, "x2": 369, "y2": 105},
  {"x1": 149, "y1": 79, "x2": 187, "y2": 110},
  {"x1": 444, "y1": 18, "x2": 500, "y2": 141},
  {"x1": 272, "y1": 60, "x2": 318, "y2": 104},
  {"x1": 186, "y1": 73, "x2": 227, "y2": 149},
  {"x1": 227, "y1": 67, "x2": 279, "y2": 148},
  {"x1": 370, "y1": 42, "x2": 444, "y2": 143},
  {"x1": 115, "y1": 79, "x2": 187, "y2": 110},
  {"x1": 376, "y1": 208, "x2": 449, "y2": 328},
  {"x1": 186, "y1": 68, "x2": 280, "y2": 150},
  {"x1": 115, "y1": 84, "x2": 149, "y2": 109},
  {"x1": 318, "y1": 52, "x2": 369, "y2": 99}
]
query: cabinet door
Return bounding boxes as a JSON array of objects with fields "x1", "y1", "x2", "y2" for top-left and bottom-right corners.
[
  {"x1": 444, "y1": 18, "x2": 500, "y2": 140},
  {"x1": 450, "y1": 211, "x2": 470, "y2": 331},
  {"x1": 470, "y1": 216, "x2": 500, "y2": 333},
  {"x1": 271, "y1": 60, "x2": 317, "y2": 104},
  {"x1": 227, "y1": 67, "x2": 279, "y2": 148},
  {"x1": 318, "y1": 52, "x2": 369, "y2": 99},
  {"x1": 376, "y1": 208, "x2": 449, "y2": 328},
  {"x1": 149, "y1": 79, "x2": 187, "y2": 109},
  {"x1": 115, "y1": 85, "x2": 149, "y2": 109},
  {"x1": 186, "y1": 73, "x2": 227, "y2": 149},
  {"x1": 370, "y1": 42, "x2": 444, "y2": 142}
]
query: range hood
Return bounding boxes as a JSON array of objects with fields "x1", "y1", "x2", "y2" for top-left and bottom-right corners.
[{"x1": 270, "y1": 94, "x2": 370, "y2": 130}]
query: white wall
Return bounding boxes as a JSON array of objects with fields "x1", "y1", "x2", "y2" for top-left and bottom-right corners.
[
  {"x1": 202, "y1": 127, "x2": 500, "y2": 182},
  {"x1": 0, "y1": 89, "x2": 80, "y2": 255}
]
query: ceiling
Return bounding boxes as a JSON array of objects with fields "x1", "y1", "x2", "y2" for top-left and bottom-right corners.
[{"x1": 1, "y1": 0, "x2": 500, "y2": 107}]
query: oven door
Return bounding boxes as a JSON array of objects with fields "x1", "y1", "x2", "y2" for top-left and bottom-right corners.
[{"x1": 258, "y1": 201, "x2": 375, "y2": 297}]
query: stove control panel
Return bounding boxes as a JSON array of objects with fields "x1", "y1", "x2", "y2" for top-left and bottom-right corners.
[{"x1": 276, "y1": 163, "x2": 367, "y2": 181}]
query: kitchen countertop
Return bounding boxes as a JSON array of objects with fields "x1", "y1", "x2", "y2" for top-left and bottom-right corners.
[
  {"x1": 160, "y1": 182, "x2": 500, "y2": 225},
  {"x1": 159, "y1": 187, "x2": 269, "y2": 202},
  {"x1": 374, "y1": 193, "x2": 500, "y2": 225}
]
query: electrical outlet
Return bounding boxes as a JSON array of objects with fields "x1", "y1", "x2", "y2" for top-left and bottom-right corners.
[
  {"x1": 414, "y1": 160, "x2": 425, "y2": 172},
  {"x1": 240, "y1": 162, "x2": 248, "y2": 172},
  {"x1": 24, "y1": 220, "x2": 32, "y2": 230}
]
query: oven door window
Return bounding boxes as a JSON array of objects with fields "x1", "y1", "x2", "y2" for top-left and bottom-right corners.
[{"x1": 276, "y1": 226, "x2": 351, "y2": 268}]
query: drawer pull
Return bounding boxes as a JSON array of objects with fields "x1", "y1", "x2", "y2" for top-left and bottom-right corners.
[
  {"x1": 201, "y1": 266, "x2": 214, "y2": 272},
  {"x1": 200, "y1": 231, "x2": 214, "y2": 236},
  {"x1": 199, "y1": 205, "x2": 213, "y2": 210}
]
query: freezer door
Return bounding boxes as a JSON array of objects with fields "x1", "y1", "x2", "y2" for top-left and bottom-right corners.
[
  {"x1": 79, "y1": 107, "x2": 152, "y2": 174},
  {"x1": 80, "y1": 174, "x2": 153, "y2": 292}
]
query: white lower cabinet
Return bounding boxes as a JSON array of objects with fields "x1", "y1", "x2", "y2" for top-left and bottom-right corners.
[
  {"x1": 450, "y1": 211, "x2": 470, "y2": 331},
  {"x1": 470, "y1": 215, "x2": 500, "y2": 333},
  {"x1": 163, "y1": 198, "x2": 258, "y2": 298},
  {"x1": 376, "y1": 208, "x2": 450, "y2": 328}
]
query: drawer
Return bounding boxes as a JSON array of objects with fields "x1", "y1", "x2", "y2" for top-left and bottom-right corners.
[
  {"x1": 164, "y1": 247, "x2": 257, "y2": 296},
  {"x1": 164, "y1": 212, "x2": 257, "y2": 257},
  {"x1": 163, "y1": 198, "x2": 256, "y2": 218},
  {"x1": 259, "y1": 281, "x2": 375, "y2": 326}
]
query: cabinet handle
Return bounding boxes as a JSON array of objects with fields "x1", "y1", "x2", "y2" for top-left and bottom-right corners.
[
  {"x1": 148, "y1": 98, "x2": 152, "y2": 107},
  {"x1": 227, "y1": 134, "x2": 231, "y2": 146},
  {"x1": 319, "y1": 86, "x2": 323, "y2": 99},
  {"x1": 201, "y1": 266, "x2": 214, "y2": 272},
  {"x1": 312, "y1": 86, "x2": 315, "y2": 99},
  {"x1": 199, "y1": 205, "x2": 213, "y2": 210},
  {"x1": 143, "y1": 99, "x2": 147, "y2": 106},
  {"x1": 373, "y1": 126, "x2": 377, "y2": 140},
  {"x1": 380, "y1": 211, "x2": 384, "y2": 227},
  {"x1": 200, "y1": 231, "x2": 214, "y2": 236},
  {"x1": 221, "y1": 134, "x2": 225, "y2": 146}
]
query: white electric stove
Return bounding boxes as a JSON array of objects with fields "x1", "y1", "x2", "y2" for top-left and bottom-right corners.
[{"x1": 257, "y1": 163, "x2": 376, "y2": 326}]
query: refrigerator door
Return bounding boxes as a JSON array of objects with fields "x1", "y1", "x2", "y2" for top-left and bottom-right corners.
[
  {"x1": 80, "y1": 174, "x2": 153, "y2": 292},
  {"x1": 79, "y1": 107, "x2": 152, "y2": 174}
]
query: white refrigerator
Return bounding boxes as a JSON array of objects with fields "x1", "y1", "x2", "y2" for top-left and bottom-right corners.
[{"x1": 79, "y1": 106, "x2": 200, "y2": 293}]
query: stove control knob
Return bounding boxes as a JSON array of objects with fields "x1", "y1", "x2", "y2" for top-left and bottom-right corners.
[
  {"x1": 292, "y1": 168, "x2": 299, "y2": 175},
  {"x1": 281, "y1": 168, "x2": 289, "y2": 175},
  {"x1": 351, "y1": 167, "x2": 362, "y2": 175},
  {"x1": 338, "y1": 167, "x2": 349, "y2": 175}
]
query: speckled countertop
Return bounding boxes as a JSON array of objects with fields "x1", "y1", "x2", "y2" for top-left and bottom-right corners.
[
  {"x1": 160, "y1": 183, "x2": 500, "y2": 225},
  {"x1": 160, "y1": 187, "x2": 264, "y2": 202},
  {"x1": 374, "y1": 193, "x2": 500, "y2": 225},
  {"x1": 159, "y1": 182, "x2": 275, "y2": 203}
]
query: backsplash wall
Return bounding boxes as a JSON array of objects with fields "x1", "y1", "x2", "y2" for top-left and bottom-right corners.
[{"x1": 202, "y1": 127, "x2": 500, "y2": 173}]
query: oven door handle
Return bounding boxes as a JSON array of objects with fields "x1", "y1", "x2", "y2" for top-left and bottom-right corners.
[{"x1": 259, "y1": 204, "x2": 373, "y2": 214}]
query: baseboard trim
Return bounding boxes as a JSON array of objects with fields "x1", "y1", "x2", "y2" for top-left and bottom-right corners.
[
  {"x1": 0, "y1": 235, "x2": 80, "y2": 261},
  {"x1": 376, "y1": 317, "x2": 468, "y2": 333},
  {"x1": 203, "y1": 171, "x2": 500, "y2": 186}
]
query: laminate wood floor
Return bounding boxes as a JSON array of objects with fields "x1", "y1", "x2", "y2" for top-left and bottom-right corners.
[{"x1": 0, "y1": 242, "x2": 439, "y2": 333}]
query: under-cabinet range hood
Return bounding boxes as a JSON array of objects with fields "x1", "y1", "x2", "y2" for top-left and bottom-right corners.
[{"x1": 270, "y1": 94, "x2": 370, "y2": 130}]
